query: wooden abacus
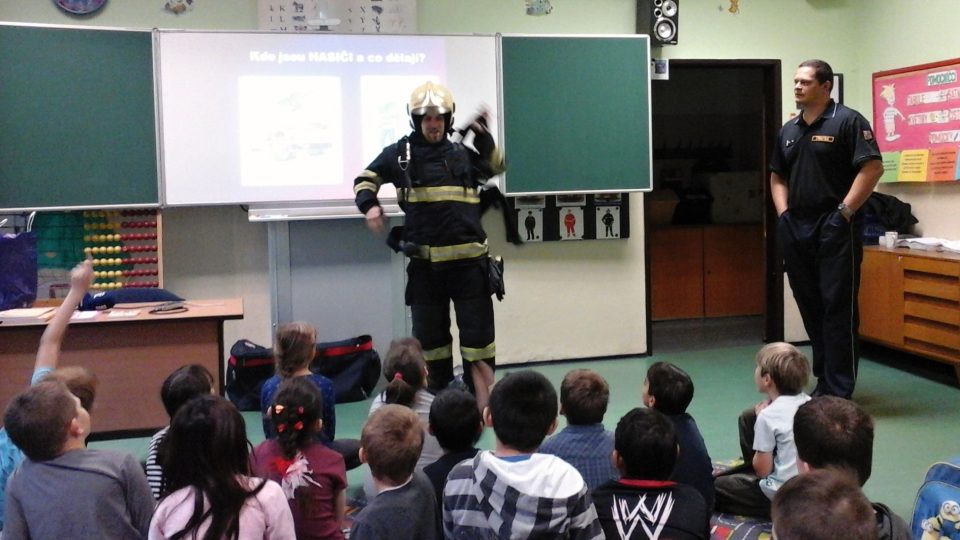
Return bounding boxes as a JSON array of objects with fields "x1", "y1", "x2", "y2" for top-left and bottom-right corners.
[{"x1": 82, "y1": 209, "x2": 164, "y2": 290}]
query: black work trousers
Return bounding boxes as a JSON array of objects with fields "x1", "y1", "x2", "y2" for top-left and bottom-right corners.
[
  {"x1": 406, "y1": 259, "x2": 495, "y2": 393},
  {"x1": 778, "y1": 209, "x2": 863, "y2": 399},
  {"x1": 714, "y1": 407, "x2": 772, "y2": 518}
]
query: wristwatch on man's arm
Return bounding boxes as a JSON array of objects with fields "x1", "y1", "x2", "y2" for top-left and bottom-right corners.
[{"x1": 837, "y1": 202, "x2": 855, "y2": 220}]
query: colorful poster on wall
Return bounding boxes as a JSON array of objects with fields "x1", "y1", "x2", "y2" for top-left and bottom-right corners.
[{"x1": 873, "y1": 58, "x2": 960, "y2": 183}]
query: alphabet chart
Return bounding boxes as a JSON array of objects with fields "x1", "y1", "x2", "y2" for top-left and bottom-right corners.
[{"x1": 258, "y1": 0, "x2": 417, "y2": 33}]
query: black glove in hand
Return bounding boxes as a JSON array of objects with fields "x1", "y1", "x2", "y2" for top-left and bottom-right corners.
[{"x1": 472, "y1": 128, "x2": 495, "y2": 159}]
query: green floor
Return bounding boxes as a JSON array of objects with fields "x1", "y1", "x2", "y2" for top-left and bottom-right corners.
[{"x1": 91, "y1": 344, "x2": 960, "y2": 520}]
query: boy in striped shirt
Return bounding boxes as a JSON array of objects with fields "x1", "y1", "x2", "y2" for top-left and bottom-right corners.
[{"x1": 442, "y1": 370, "x2": 603, "y2": 539}]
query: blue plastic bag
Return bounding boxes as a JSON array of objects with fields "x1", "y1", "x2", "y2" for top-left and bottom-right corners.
[{"x1": 0, "y1": 232, "x2": 38, "y2": 310}]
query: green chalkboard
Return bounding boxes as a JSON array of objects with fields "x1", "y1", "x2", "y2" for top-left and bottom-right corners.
[
  {"x1": 500, "y1": 35, "x2": 652, "y2": 195},
  {"x1": 0, "y1": 24, "x2": 158, "y2": 211}
]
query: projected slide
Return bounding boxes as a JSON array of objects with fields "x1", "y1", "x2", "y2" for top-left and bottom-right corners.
[{"x1": 158, "y1": 31, "x2": 499, "y2": 207}]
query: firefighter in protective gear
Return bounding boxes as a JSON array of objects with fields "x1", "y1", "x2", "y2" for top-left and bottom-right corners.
[{"x1": 354, "y1": 82, "x2": 504, "y2": 411}]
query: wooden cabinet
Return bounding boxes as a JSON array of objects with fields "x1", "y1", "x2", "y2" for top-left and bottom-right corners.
[
  {"x1": 859, "y1": 248, "x2": 904, "y2": 346},
  {"x1": 859, "y1": 246, "x2": 960, "y2": 380},
  {"x1": 650, "y1": 227, "x2": 704, "y2": 320},
  {"x1": 650, "y1": 224, "x2": 764, "y2": 320}
]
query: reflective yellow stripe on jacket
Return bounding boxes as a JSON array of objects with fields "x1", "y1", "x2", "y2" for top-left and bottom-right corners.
[
  {"x1": 410, "y1": 241, "x2": 489, "y2": 262},
  {"x1": 353, "y1": 170, "x2": 382, "y2": 195},
  {"x1": 403, "y1": 186, "x2": 480, "y2": 204}
]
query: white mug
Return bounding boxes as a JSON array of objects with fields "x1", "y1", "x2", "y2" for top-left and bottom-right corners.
[{"x1": 884, "y1": 231, "x2": 898, "y2": 248}]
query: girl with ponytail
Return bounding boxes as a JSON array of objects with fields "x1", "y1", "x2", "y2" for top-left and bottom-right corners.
[
  {"x1": 362, "y1": 338, "x2": 443, "y2": 500},
  {"x1": 252, "y1": 378, "x2": 347, "y2": 540},
  {"x1": 260, "y1": 322, "x2": 336, "y2": 443}
]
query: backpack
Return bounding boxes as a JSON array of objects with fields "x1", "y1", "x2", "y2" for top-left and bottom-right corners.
[
  {"x1": 225, "y1": 340, "x2": 275, "y2": 411},
  {"x1": 912, "y1": 457, "x2": 960, "y2": 539},
  {"x1": 310, "y1": 335, "x2": 381, "y2": 403}
]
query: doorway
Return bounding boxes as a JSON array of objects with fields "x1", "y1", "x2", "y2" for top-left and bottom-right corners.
[{"x1": 645, "y1": 59, "x2": 782, "y2": 353}]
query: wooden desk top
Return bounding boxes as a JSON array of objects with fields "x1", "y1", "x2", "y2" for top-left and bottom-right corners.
[
  {"x1": 0, "y1": 298, "x2": 243, "y2": 437},
  {"x1": 865, "y1": 244, "x2": 960, "y2": 263},
  {"x1": 0, "y1": 298, "x2": 243, "y2": 328}
]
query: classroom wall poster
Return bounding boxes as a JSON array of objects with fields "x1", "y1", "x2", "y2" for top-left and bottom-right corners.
[
  {"x1": 873, "y1": 58, "x2": 960, "y2": 183},
  {"x1": 258, "y1": 0, "x2": 417, "y2": 33},
  {"x1": 514, "y1": 196, "x2": 545, "y2": 243}
]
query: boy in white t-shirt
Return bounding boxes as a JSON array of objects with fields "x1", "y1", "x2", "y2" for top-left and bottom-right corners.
[{"x1": 714, "y1": 342, "x2": 811, "y2": 518}]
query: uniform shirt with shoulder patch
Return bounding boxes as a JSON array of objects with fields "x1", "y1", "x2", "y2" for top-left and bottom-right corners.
[{"x1": 770, "y1": 101, "x2": 882, "y2": 214}]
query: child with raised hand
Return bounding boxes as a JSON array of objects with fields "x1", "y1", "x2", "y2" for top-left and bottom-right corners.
[
  {"x1": 145, "y1": 364, "x2": 215, "y2": 499},
  {"x1": 35, "y1": 258, "x2": 96, "y2": 376},
  {"x1": 3, "y1": 379, "x2": 154, "y2": 539},
  {"x1": 150, "y1": 395, "x2": 295, "y2": 539},
  {"x1": 642, "y1": 361, "x2": 714, "y2": 509},
  {"x1": 251, "y1": 378, "x2": 347, "y2": 540},
  {"x1": 0, "y1": 257, "x2": 96, "y2": 531},
  {"x1": 714, "y1": 342, "x2": 812, "y2": 518}
]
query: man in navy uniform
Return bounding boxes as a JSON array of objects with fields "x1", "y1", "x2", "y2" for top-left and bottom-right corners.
[{"x1": 771, "y1": 59, "x2": 884, "y2": 399}]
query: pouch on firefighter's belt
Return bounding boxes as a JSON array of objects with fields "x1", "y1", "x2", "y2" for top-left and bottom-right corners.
[{"x1": 488, "y1": 256, "x2": 505, "y2": 301}]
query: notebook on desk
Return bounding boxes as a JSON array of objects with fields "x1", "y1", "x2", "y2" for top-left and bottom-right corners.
[{"x1": 0, "y1": 307, "x2": 55, "y2": 323}]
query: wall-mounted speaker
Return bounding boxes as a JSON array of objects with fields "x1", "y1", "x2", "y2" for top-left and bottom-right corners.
[{"x1": 638, "y1": 0, "x2": 679, "y2": 46}]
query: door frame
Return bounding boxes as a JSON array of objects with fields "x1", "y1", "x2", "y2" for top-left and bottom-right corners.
[{"x1": 644, "y1": 58, "x2": 783, "y2": 354}]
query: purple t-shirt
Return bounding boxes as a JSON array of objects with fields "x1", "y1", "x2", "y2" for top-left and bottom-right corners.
[{"x1": 251, "y1": 439, "x2": 347, "y2": 540}]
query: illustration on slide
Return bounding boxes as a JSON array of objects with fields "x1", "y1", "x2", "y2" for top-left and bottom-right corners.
[{"x1": 239, "y1": 76, "x2": 343, "y2": 187}]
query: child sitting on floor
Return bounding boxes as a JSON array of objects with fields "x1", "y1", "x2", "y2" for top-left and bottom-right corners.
[
  {"x1": 714, "y1": 342, "x2": 811, "y2": 519},
  {"x1": 261, "y1": 322, "x2": 360, "y2": 470},
  {"x1": 642, "y1": 361, "x2": 714, "y2": 509},
  {"x1": 145, "y1": 363, "x2": 214, "y2": 499},
  {"x1": 793, "y1": 396, "x2": 910, "y2": 539},
  {"x1": 0, "y1": 258, "x2": 98, "y2": 532},
  {"x1": 252, "y1": 377, "x2": 347, "y2": 540},
  {"x1": 772, "y1": 468, "x2": 877, "y2": 540},
  {"x1": 151, "y1": 395, "x2": 294, "y2": 539},
  {"x1": 423, "y1": 388, "x2": 483, "y2": 511},
  {"x1": 442, "y1": 370, "x2": 603, "y2": 539},
  {"x1": 369, "y1": 338, "x2": 443, "y2": 465},
  {"x1": 593, "y1": 407, "x2": 710, "y2": 539},
  {"x1": 352, "y1": 404, "x2": 438, "y2": 539},
  {"x1": 3, "y1": 379, "x2": 154, "y2": 539},
  {"x1": 261, "y1": 322, "x2": 336, "y2": 443},
  {"x1": 540, "y1": 368, "x2": 619, "y2": 490},
  {"x1": 363, "y1": 337, "x2": 443, "y2": 501}
]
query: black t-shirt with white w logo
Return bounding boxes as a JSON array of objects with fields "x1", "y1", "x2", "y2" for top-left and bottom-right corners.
[{"x1": 592, "y1": 479, "x2": 710, "y2": 540}]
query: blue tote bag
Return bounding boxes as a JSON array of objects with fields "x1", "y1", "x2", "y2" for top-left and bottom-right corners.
[{"x1": 0, "y1": 232, "x2": 39, "y2": 310}]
